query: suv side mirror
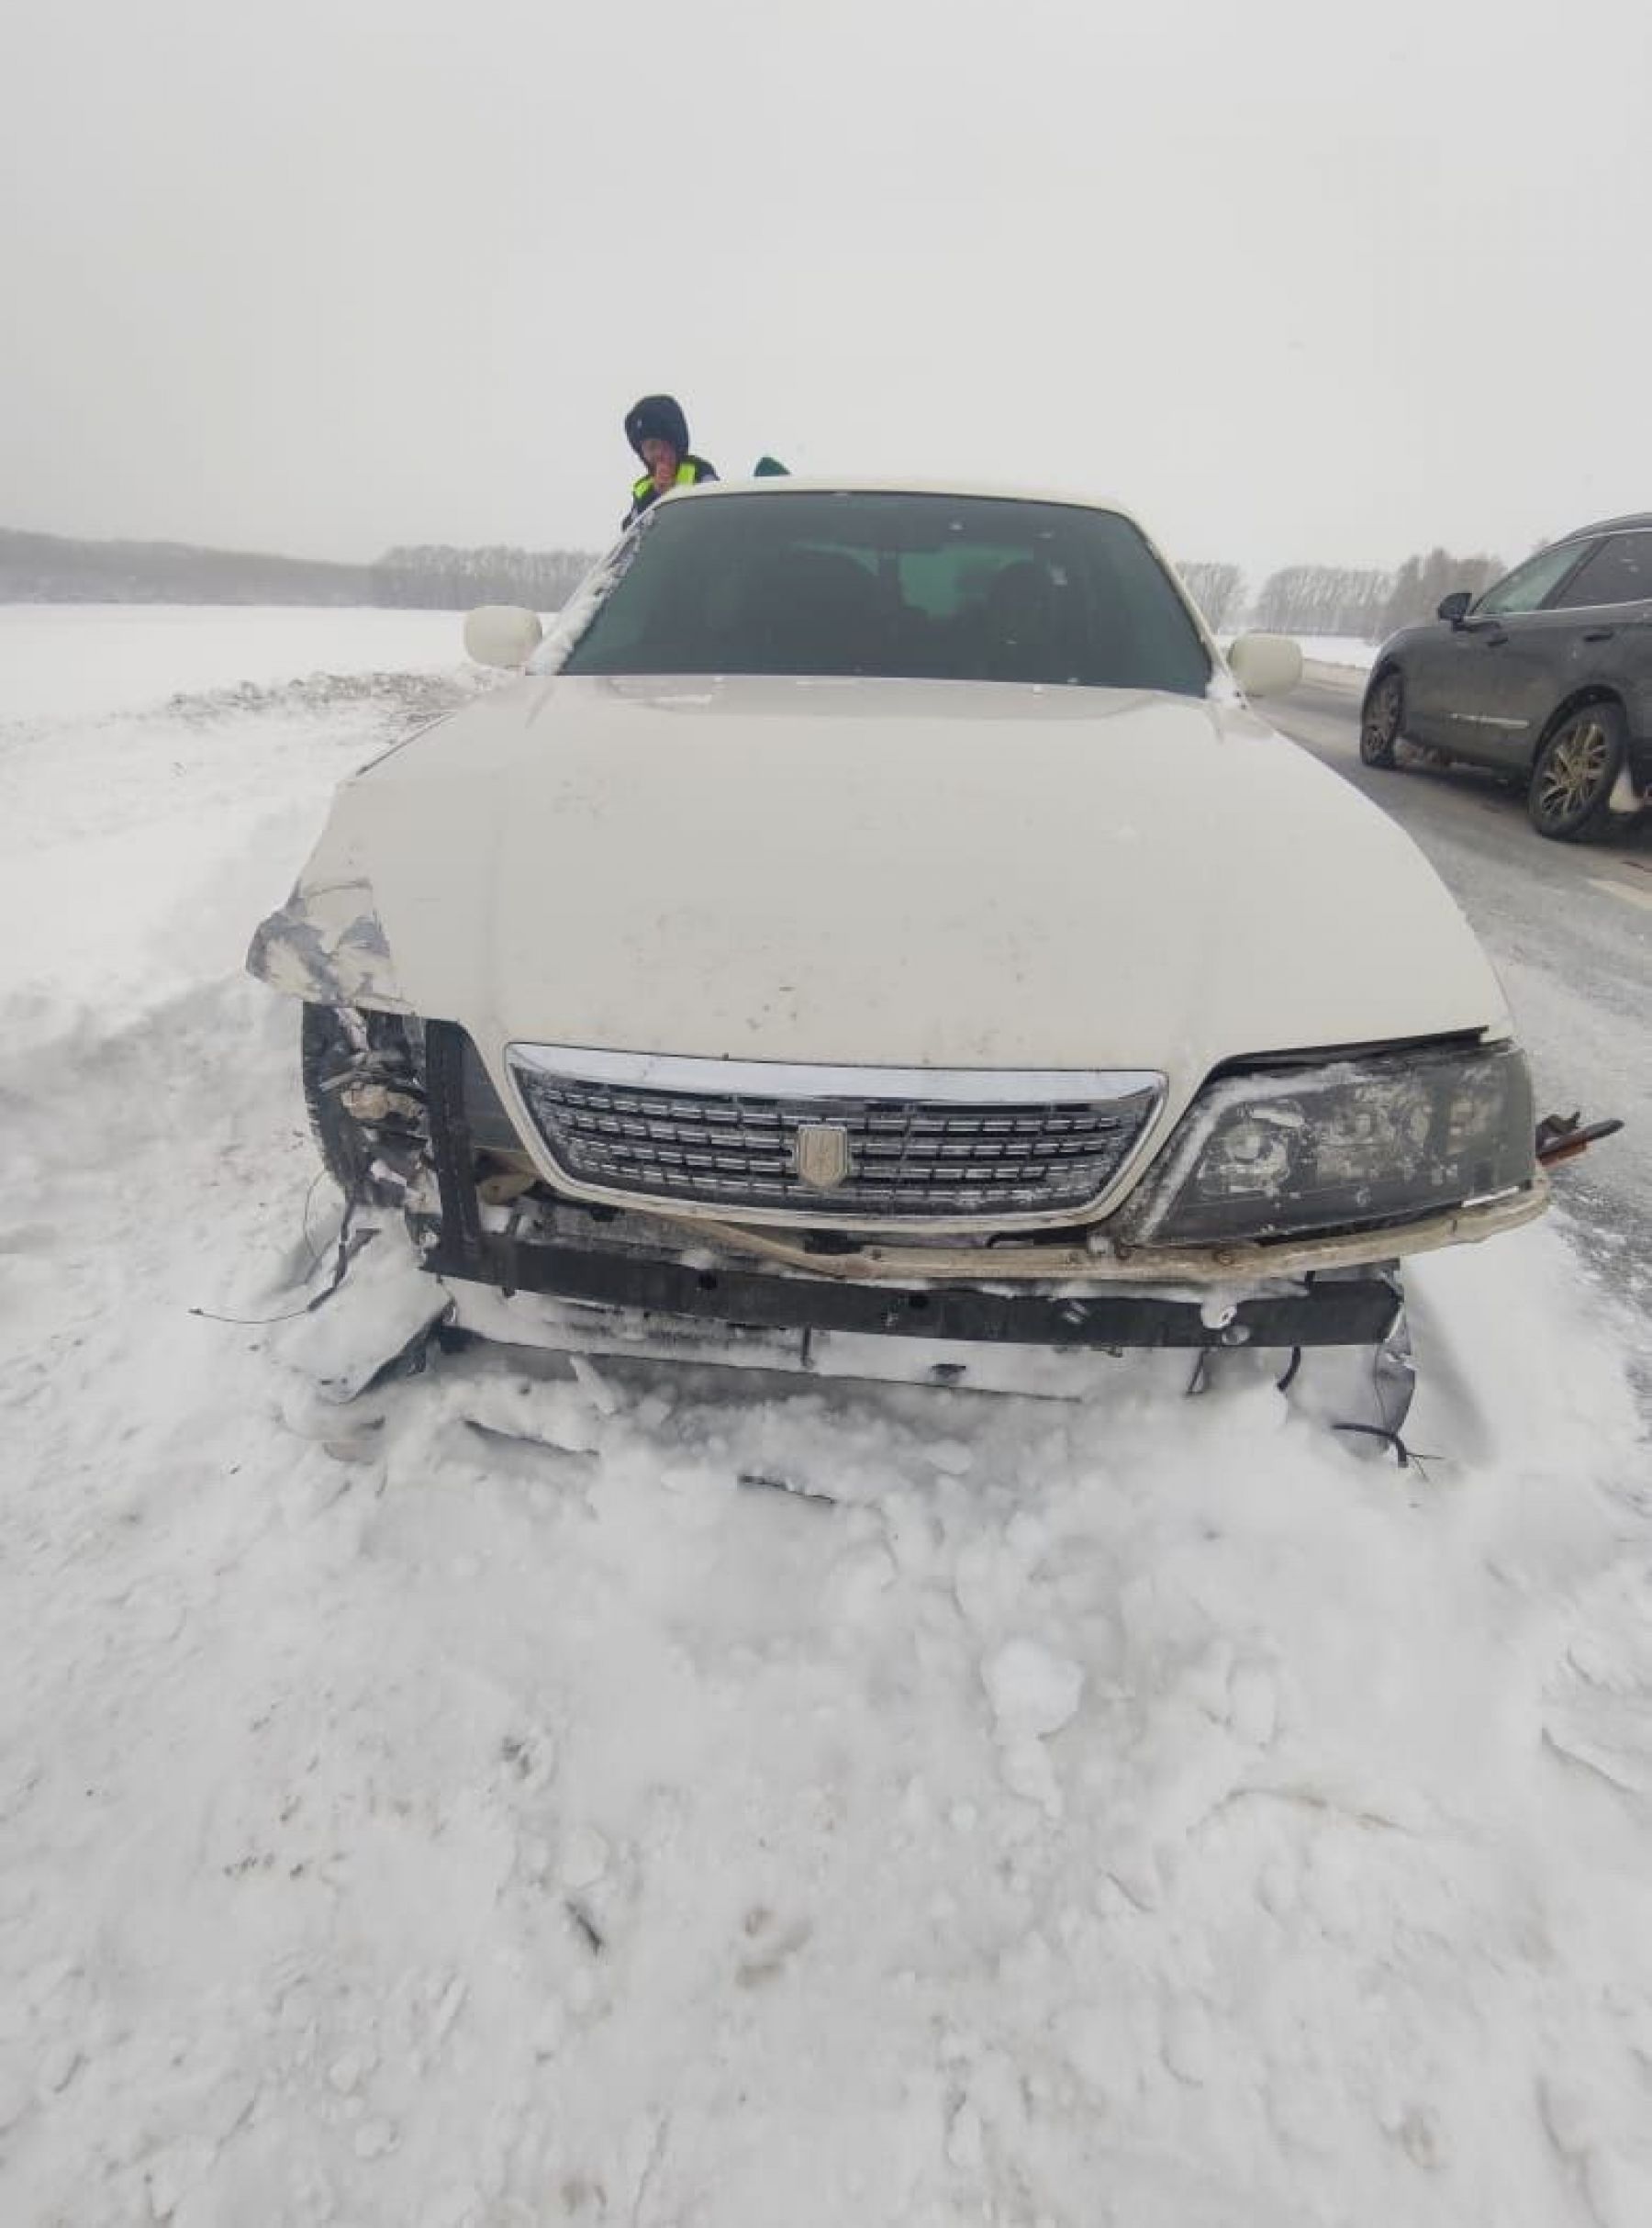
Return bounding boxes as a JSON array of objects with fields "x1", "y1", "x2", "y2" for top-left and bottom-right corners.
[
  {"x1": 463, "y1": 605, "x2": 544, "y2": 668},
  {"x1": 1227, "y1": 632, "x2": 1303, "y2": 700},
  {"x1": 1436, "y1": 591, "x2": 1474, "y2": 627}
]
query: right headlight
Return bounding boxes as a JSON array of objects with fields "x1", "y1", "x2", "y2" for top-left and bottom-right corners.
[{"x1": 1117, "y1": 1041, "x2": 1535, "y2": 1246}]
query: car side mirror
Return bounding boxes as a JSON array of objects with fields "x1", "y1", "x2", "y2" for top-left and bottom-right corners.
[
  {"x1": 1436, "y1": 591, "x2": 1473, "y2": 627},
  {"x1": 1227, "y1": 632, "x2": 1303, "y2": 701},
  {"x1": 463, "y1": 605, "x2": 544, "y2": 668}
]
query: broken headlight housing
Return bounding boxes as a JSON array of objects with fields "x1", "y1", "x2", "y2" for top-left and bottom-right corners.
[{"x1": 1119, "y1": 1042, "x2": 1535, "y2": 1246}]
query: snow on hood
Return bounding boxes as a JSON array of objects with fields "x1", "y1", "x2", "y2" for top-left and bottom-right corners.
[{"x1": 317, "y1": 674, "x2": 1509, "y2": 1106}]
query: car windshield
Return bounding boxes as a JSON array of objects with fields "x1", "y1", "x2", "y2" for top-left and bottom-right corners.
[{"x1": 557, "y1": 490, "x2": 1212, "y2": 695}]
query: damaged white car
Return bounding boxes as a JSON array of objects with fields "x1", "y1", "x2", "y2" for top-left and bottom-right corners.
[{"x1": 250, "y1": 482, "x2": 1557, "y2": 1433}]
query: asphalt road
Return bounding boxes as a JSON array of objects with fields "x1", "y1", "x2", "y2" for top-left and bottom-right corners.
[{"x1": 1267, "y1": 673, "x2": 1651, "y2": 1340}]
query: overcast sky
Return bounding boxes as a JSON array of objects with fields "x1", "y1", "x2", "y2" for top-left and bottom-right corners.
[{"x1": 1, "y1": 0, "x2": 1646, "y2": 581}]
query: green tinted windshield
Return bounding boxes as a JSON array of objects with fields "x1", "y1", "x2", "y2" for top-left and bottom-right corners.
[{"x1": 560, "y1": 491, "x2": 1211, "y2": 695}]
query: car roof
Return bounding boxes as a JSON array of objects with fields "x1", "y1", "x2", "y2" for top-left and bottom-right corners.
[
  {"x1": 669, "y1": 476, "x2": 1144, "y2": 524},
  {"x1": 1555, "y1": 512, "x2": 1652, "y2": 543}
]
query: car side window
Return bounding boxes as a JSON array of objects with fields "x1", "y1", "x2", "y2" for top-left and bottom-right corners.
[
  {"x1": 1475, "y1": 542, "x2": 1592, "y2": 618},
  {"x1": 1546, "y1": 532, "x2": 1652, "y2": 611}
]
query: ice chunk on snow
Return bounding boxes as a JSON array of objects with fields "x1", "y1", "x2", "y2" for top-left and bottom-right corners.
[
  {"x1": 983, "y1": 1639, "x2": 1085, "y2": 1740},
  {"x1": 569, "y1": 1353, "x2": 620, "y2": 1416}
]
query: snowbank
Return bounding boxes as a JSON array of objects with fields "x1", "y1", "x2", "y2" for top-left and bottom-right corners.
[
  {"x1": 0, "y1": 612, "x2": 491, "y2": 1057},
  {"x1": 0, "y1": 604, "x2": 470, "y2": 724},
  {"x1": 1, "y1": 610, "x2": 1648, "y2": 2227}
]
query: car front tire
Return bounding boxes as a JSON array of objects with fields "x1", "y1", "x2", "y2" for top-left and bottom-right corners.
[
  {"x1": 302, "y1": 1002, "x2": 378, "y2": 1195},
  {"x1": 300, "y1": 1002, "x2": 423, "y2": 1204},
  {"x1": 1360, "y1": 669, "x2": 1405, "y2": 768},
  {"x1": 1528, "y1": 704, "x2": 1625, "y2": 841}
]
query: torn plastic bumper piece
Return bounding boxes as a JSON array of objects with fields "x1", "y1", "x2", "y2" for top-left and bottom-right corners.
[{"x1": 1535, "y1": 1111, "x2": 1624, "y2": 1168}]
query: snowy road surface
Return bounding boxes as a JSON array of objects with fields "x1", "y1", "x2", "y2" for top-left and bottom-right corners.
[
  {"x1": 1268, "y1": 674, "x2": 1652, "y2": 1346},
  {"x1": 3, "y1": 610, "x2": 1650, "y2": 2226}
]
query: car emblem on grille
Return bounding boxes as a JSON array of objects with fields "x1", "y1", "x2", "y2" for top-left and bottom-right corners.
[{"x1": 792, "y1": 1122, "x2": 853, "y2": 1190}]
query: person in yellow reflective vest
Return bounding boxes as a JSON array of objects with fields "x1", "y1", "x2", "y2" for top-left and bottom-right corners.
[{"x1": 622, "y1": 395, "x2": 718, "y2": 528}]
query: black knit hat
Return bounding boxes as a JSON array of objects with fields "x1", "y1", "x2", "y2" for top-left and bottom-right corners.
[{"x1": 625, "y1": 394, "x2": 691, "y2": 461}]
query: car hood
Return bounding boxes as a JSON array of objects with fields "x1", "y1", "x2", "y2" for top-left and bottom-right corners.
[{"x1": 293, "y1": 673, "x2": 1510, "y2": 1103}]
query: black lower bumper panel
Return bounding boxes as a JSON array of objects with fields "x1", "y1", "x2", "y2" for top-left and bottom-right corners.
[{"x1": 423, "y1": 1229, "x2": 1400, "y2": 1351}]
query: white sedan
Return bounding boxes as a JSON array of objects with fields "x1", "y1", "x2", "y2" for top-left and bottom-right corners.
[{"x1": 249, "y1": 480, "x2": 1545, "y2": 1420}]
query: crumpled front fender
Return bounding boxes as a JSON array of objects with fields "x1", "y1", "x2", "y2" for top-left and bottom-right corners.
[
  {"x1": 246, "y1": 873, "x2": 411, "y2": 1012},
  {"x1": 248, "y1": 778, "x2": 415, "y2": 1013}
]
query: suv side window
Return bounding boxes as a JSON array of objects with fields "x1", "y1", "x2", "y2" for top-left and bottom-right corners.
[
  {"x1": 1475, "y1": 541, "x2": 1593, "y2": 618},
  {"x1": 1546, "y1": 532, "x2": 1652, "y2": 610}
]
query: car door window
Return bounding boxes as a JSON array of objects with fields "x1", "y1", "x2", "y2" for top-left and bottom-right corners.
[
  {"x1": 1475, "y1": 542, "x2": 1593, "y2": 618},
  {"x1": 1545, "y1": 532, "x2": 1652, "y2": 610}
]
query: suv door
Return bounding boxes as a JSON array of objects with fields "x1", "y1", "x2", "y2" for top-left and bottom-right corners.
[
  {"x1": 1463, "y1": 532, "x2": 1652, "y2": 767},
  {"x1": 1418, "y1": 540, "x2": 1597, "y2": 765}
]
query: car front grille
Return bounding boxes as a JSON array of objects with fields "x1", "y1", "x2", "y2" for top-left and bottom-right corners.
[{"x1": 507, "y1": 1049, "x2": 1163, "y2": 1223}]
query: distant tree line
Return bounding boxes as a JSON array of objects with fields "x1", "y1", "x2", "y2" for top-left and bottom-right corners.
[
  {"x1": 1248, "y1": 565, "x2": 1393, "y2": 639},
  {"x1": 1178, "y1": 547, "x2": 1512, "y2": 641},
  {"x1": 369, "y1": 544, "x2": 594, "y2": 610},
  {"x1": 1177, "y1": 561, "x2": 1247, "y2": 633},
  {"x1": 0, "y1": 527, "x2": 598, "y2": 610},
  {"x1": 1374, "y1": 548, "x2": 1506, "y2": 637},
  {"x1": 0, "y1": 528, "x2": 374, "y2": 606}
]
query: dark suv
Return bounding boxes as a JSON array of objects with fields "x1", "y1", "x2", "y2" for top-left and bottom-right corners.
[{"x1": 1360, "y1": 516, "x2": 1652, "y2": 840}]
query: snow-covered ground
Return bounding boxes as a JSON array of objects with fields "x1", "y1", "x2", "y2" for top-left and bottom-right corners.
[{"x1": 3, "y1": 609, "x2": 1650, "y2": 2226}]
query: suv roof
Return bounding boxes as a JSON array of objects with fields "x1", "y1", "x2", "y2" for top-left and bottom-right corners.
[{"x1": 1557, "y1": 513, "x2": 1652, "y2": 543}]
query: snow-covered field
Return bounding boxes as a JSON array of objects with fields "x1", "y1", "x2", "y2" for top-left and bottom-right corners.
[
  {"x1": 1292, "y1": 635, "x2": 1379, "y2": 675},
  {"x1": 0, "y1": 604, "x2": 468, "y2": 724},
  {"x1": 3, "y1": 609, "x2": 1650, "y2": 2226}
]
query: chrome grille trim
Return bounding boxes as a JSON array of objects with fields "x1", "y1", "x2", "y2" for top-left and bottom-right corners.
[
  {"x1": 506, "y1": 1046, "x2": 1166, "y2": 1227},
  {"x1": 511, "y1": 1047, "x2": 1164, "y2": 1105}
]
